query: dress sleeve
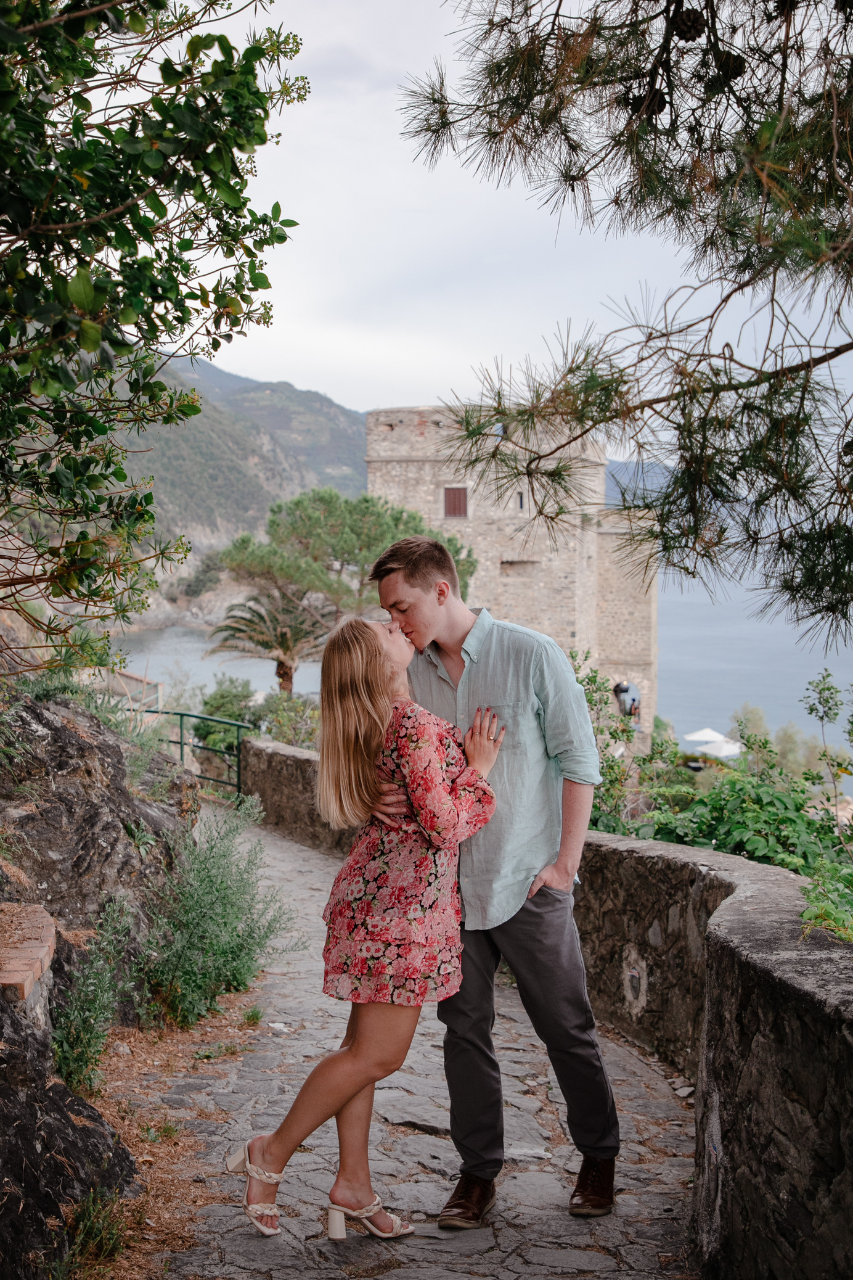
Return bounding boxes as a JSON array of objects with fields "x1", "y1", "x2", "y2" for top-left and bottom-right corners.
[{"x1": 396, "y1": 710, "x2": 496, "y2": 850}]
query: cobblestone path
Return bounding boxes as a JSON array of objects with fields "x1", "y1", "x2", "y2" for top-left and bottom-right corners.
[{"x1": 164, "y1": 826, "x2": 697, "y2": 1279}]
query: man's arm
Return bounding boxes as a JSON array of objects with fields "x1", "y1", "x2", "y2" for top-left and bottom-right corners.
[
  {"x1": 527, "y1": 779, "x2": 594, "y2": 896},
  {"x1": 528, "y1": 641, "x2": 599, "y2": 896}
]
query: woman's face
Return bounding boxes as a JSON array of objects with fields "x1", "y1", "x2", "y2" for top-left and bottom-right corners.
[{"x1": 368, "y1": 619, "x2": 415, "y2": 672}]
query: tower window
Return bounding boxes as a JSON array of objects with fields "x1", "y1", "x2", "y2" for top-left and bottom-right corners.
[{"x1": 444, "y1": 488, "x2": 468, "y2": 518}]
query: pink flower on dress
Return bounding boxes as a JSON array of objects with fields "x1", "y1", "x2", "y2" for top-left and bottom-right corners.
[{"x1": 323, "y1": 701, "x2": 496, "y2": 1006}]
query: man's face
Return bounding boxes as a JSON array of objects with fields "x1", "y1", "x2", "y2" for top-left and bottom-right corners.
[{"x1": 377, "y1": 571, "x2": 445, "y2": 651}]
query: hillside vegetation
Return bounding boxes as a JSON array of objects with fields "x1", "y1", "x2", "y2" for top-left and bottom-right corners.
[{"x1": 126, "y1": 358, "x2": 367, "y2": 551}]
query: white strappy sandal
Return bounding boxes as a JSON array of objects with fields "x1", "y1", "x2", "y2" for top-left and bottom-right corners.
[
  {"x1": 327, "y1": 1193, "x2": 414, "y2": 1240},
  {"x1": 225, "y1": 1140, "x2": 285, "y2": 1236}
]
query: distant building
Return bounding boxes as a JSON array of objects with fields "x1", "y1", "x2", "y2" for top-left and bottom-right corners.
[{"x1": 366, "y1": 406, "x2": 657, "y2": 745}]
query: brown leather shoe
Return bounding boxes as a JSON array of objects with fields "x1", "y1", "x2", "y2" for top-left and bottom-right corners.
[
  {"x1": 438, "y1": 1173, "x2": 496, "y2": 1229},
  {"x1": 569, "y1": 1155, "x2": 615, "y2": 1216}
]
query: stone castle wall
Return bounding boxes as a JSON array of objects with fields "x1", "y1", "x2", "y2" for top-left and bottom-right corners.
[{"x1": 365, "y1": 406, "x2": 657, "y2": 735}]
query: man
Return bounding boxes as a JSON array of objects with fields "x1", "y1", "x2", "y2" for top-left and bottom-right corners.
[{"x1": 369, "y1": 536, "x2": 620, "y2": 1228}]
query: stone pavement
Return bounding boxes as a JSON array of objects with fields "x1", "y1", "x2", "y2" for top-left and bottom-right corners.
[{"x1": 163, "y1": 825, "x2": 697, "y2": 1279}]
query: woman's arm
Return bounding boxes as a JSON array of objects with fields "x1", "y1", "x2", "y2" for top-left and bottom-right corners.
[{"x1": 397, "y1": 712, "x2": 496, "y2": 850}]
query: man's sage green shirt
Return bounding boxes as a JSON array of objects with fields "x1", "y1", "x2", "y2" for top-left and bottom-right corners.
[{"x1": 407, "y1": 608, "x2": 601, "y2": 931}]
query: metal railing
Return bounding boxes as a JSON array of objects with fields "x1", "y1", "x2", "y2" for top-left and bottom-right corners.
[{"x1": 148, "y1": 710, "x2": 253, "y2": 793}]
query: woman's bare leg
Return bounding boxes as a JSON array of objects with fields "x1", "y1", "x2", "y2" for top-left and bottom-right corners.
[
  {"x1": 245, "y1": 1002, "x2": 421, "y2": 1231},
  {"x1": 330, "y1": 1006, "x2": 396, "y2": 1230}
]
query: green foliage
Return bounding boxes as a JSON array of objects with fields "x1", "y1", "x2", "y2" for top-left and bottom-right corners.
[
  {"x1": 141, "y1": 800, "x2": 293, "y2": 1027},
  {"x1": 570, "y1": 649, "x2": 695, "y2": 835},
  {"x1": 243, "y1": 1004, "x2": 263, "y2": 1025},
  {"x1": 0, "y1": 0, "x2": 306, "y2": 670},
  {"x1": 124, "y1": 820, "x2": 157, "y2": 858},
  {"x1": 582, "y1": 660, "x2": 853, "y2": 940},
  {"x1": 14, "y1": 669, "x2": 86, "y2": 703},
  {"x1": 405, "y1": 2, "x2": 853, "y2": 644},
  {"x1": 209, "y1": 588, "x2": 331, "y2": 692},
  {"x1": 265, "y1": 488, "x2": 479, "y2": 607},
  {"x1": 217, "y1": 489, "x2": 478, "y2": 685},
  {"x1": 222, "y1": 488, "x2": 477, "y2": 633},
  {"x1": 192, "y1": 1039, "x2": 241, "y2": 1059},
  {"x1": 261, "y1": 691, "x2": 320, "y2": 751},
  {"x1": 648, "y1": 729, "x2": 845, "y2": 874},
  {"x1": 190, "y1": 676, "x2": 318, "y2": 752},
  {"x1": 802, "y1": 860, "x2": 853, "y2": 944},
  {"x1": 52, "y1": 900, "x2": 133, "y2": 1093},
  {"x1": 192, "y1": 673, "x2": 254, "y2": 750},
  {"x1": 139, "y1": 1117, "x2": 180, "y2": 1142},
  {"x1": 51, "y1": 1187, "x2": 134, "y2": 1278}
]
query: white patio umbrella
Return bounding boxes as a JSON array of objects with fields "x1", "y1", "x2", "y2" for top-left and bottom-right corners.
[
  {"x1": 695, "y1": 737, "x2": 743, "y2": 760},
  {"x1": 683, "y1": 727, "x2": 727, "y2": 742}
]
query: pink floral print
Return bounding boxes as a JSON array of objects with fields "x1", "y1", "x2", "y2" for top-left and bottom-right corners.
[{"x1": 322, "y1": 700, "x2": 496, "y2": 1005}]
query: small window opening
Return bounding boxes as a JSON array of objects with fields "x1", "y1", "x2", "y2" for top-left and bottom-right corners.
[
  {"x1": 444, "y1": 488, "x2": 468, "y2": 518},
  {"x1": 518, "y1": 492, "x2": 524, "y2": 511}
]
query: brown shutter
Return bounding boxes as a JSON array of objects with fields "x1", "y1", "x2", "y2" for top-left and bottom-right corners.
[{"x1": 444, "y1": 488, "x2": 468, "y2": 517}]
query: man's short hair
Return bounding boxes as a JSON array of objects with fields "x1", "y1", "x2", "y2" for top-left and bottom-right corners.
[{"x1": 370, "y1": 536, "x2": 460, "y2": 596}]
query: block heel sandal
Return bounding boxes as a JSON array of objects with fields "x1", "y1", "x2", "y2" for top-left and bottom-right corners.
[
  {"x1": 327, "y1": 1194, "x2": 414, "y2": 1240},
  {"x1": 225, "y1": 1140, "x2": 285, "y2": 1236}
]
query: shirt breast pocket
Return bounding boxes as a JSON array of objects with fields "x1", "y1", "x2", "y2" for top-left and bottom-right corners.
[{"x1": 480, "y1": 702, "x2": 525, "y2": 752}]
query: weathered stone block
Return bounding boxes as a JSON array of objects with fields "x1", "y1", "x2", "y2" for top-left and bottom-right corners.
[{"x1": 240, "y1": 738, "x2": 357, "y2": 855}]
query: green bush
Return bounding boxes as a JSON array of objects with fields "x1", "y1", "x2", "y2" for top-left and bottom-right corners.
[
  {"x1": 802, "y1": 860, "x2": 853, "y2": 943},
  {"x1": 574, "y1": 654, "x2": 853, "y2": 942},
  {"x1": 193, "y1": 678, "x2": 319, "y2": 753},
  {"x1": 141, "y1": 800, "x2": 293, "y2": 1027},
  {"x1": 193, "y1": 674, "x2": 255, "y2": 752},
  {"x1": 51, "y1": 1186, "x2": 136, "y2": 1278},
  {"x1": 261, "y1": 691, "x2": 320, "y2": 750},
  {"x1": 52, "y1": 901, "x2": 132, "y2": 1093},
  {"x1": 647, "y1": 763, "x2": 843, "y2": 873}
]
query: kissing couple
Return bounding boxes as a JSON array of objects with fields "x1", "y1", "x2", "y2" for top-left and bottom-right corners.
[{"x1": 226, "y1": 536, "x2": 620, "y2": 1239}]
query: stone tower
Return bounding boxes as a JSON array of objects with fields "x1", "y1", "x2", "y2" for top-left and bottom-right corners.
[{"x1": 366, "y1": 407, "x2": 658, "y2": 744}]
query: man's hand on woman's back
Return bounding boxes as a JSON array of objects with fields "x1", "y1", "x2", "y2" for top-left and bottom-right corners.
[{"x1": 371, "y1": 781, "x2": 411, "y2": 827}]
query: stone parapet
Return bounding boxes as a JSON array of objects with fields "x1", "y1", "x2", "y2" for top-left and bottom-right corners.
[
  {"x1": 241, "y1": 737, "x2": 357, "y2": 855},
  {"x1": 242, "y1": 736, "x2": 853, "y2": 1279},
  {"x1": 575, "y1": 833, "x2": 852, "y2": 1279},
  {"x1": 0, "y1": 902, "x2": 56, "y2": 1030}
]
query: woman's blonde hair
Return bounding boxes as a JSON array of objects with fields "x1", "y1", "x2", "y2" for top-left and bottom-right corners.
[{"x1": 316, "y1": 617, "x2": 394, "y2": 829}]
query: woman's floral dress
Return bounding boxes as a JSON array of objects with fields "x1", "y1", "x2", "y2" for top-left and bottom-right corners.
[{"x1": 323, "y1": 700, "x2": 496, "y2": 1005}]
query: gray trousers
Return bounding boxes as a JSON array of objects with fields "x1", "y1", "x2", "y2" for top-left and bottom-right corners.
[{"x1": 436, "y1": 886, "x2": 620, "y2": 1179}]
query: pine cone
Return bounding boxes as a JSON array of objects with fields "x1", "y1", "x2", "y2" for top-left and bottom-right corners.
[
  {"x1": 630, "y1": 88, "x2": 668, "y2": 117},
  {"x1": 713, "y1": 49, "x2": 747, "y2": 80},
  {"x1": 672, "y1": 9, "x2": 706, "y2": 41}
]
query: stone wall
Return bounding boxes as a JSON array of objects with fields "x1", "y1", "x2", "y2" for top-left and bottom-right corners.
[
  {"x1": 575, "y1": 833, "x2": 853, "y2": 1279},
  {"x1": 241, "y1": 737, "x2": 357, "y2": 855},
  {"x1": 242, "y1": 736, "x2": 853, "y2": 1280}
]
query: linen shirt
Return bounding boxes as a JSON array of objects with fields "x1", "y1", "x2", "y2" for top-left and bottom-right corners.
[{"x1": 407, "y1": 608, "x2": 602, "y2": 930}]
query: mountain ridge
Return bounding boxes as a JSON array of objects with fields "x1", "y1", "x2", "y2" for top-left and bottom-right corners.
[{"x1": 126, "y1": 357, "x2": 367, "y2": 555}]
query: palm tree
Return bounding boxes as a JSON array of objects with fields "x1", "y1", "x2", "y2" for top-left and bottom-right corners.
[{"x1": 206, "y1": 587, "x2": 332, "y2": 692}]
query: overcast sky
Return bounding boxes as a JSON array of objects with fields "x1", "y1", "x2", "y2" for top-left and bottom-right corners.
[{"x1": 211, "y1": 0, "x2": 685, "y2": 411}]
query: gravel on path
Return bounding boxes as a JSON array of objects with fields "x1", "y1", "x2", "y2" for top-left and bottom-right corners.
[{"x1": 154, "y1": 824, "x2": 697, "y2": 1279}]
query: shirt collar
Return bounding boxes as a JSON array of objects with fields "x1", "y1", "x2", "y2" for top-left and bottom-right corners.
[
  {"x1": 424, "y1": 606, "x2": 493, "y2": 667},
  {"x1": 462, "y1": 607, "x2": 493, "y2": 662}
]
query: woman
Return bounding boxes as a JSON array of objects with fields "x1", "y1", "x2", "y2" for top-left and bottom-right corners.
[{"x1": 226, "y1": 616, "x2": 504, "y2": 1239}]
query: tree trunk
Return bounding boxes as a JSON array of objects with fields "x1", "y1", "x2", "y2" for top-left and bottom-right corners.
[{"x1": 276, "y1": 660, "x2": 293, "y2": 693}]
